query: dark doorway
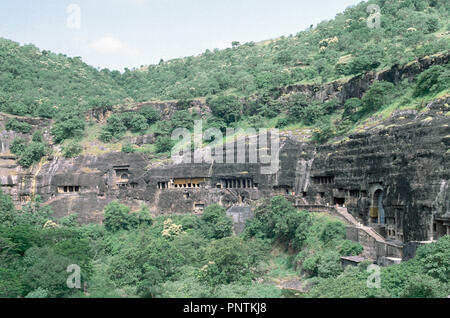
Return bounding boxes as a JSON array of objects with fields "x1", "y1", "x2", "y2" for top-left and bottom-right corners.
[{"x1": 333, "y1": 197, "x2": 345, "y2": 206}]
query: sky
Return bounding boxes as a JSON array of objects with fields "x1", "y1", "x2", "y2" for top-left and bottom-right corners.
[{"x1": 0, "y1": 0, "x2": 362, "y2": 71}]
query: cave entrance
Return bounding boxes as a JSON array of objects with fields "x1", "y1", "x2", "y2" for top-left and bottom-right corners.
[
  {"x1": 370, "y1": 189, "x2": 385, "y2": 224},
  {"x1": 333, "y1": 197, "x2": 345, "y2": 206}
]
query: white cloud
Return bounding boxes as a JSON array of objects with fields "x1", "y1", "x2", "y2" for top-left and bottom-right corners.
[
  {"x1": 72, "y1": 35, "x2": 143, "y2": 70},
  {"x1": 91, "y1": 35, "x2": 127, "y2": 54}
]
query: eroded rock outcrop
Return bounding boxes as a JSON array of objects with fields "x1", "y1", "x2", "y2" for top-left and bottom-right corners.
[{"x1": 0, "y1": 60, "x2": 448, "y2": 246}]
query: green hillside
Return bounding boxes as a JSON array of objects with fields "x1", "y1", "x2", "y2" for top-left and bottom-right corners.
[
  {"x1": 0, "y1": 0, "x2": 449, "y2": 157},
  {"x1": 119, "y1": 0, "x2": 450, "y2": 101}
]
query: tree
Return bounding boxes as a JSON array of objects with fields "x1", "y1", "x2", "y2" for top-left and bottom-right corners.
[
  {"x1": 102, "y1": 114, "x2": 127, "y2": 139},
  {"x1": 425, "y1": 17, "x2": 439, "y2": 34},
  {"x1": 339, "y1": 240, "x2": 363, "y2": 256},
  {"x1": 171, "y1": 110, "x2": 194, "y2": 131},
  {"x1": 121, "y1": 142, "x2": 135, "y2": 153},
  {"x1": 360, "y1": 81, "x2": 395, "y2": 113},
  {"x1": 5, "y1": 118, "x2": 32, "y2": 133},
  {"x1": 0, "y1": 190, "x2": 16, "y2": 226},
  {"x1": 9, "y1": 137, "x2": 26, "y2": 156},
  {"x1": 287, "y1": 93, "x2": 309, "y2": 122},
  {"x1": 62, "y1": 141, "x2": 82, "y2": 158},
  {"x1": 200, "y1": 204, "x2": 233, "y2": 240},
  {"x1": 320, "y1": 220, "x2": 346, "y2": 244},
  {"x1": 51, "y1": 117, "x2": 85, "y2": 144},
  {"x1": 128, "y1": 114, "x2": 149, "y2": 133},
  {"x1": 317, "y1": 250, "x2": 342, "y2": 278},
  {"x1": 199, "y1": 237, "x2": 261, "y2": 285},
  {"x1": 244, "y1": 196, "x2": 312, "y2": 250},
  {"x1": 413, "y1": 65, "x2": 450, "y2": 97},
  {"x1": 415, "y1": 235, "x2": 450, "y2": 283},
  {"x1": 103, "y1": 201, "x2": 139, "y2": 232},
  {"x1": 155, "y1": 136, "x2": 175, "y2": 154},
  {"x1": 22, "y1": 246, "x2": 85, "y2": 298},
  {"x1": 401, "y1": 275, "x2": 444, "y2": 298},
  {"x1": 140, "y1": 106, "x2": 161, "y2": 124},
  {"x1": 18, "y1": 142, "x2": 47, "y2": 168},
  {"x1": 207, "y1": 95, "x2": 242, "y2": 124}
]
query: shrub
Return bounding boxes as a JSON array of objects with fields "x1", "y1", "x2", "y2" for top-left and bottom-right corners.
[
  {"x1": 103, "y1": 201, "x2": 138, "y2": 232},
  {"x1": 31, "y1": 131, "x2": 43, "y2": 142},
  {"x1": 360, "y1": 81, "x2": 395, "y2": 113},
  {"x1": 313, "y1": 120, "x2": 335, "y2": 143},
  {"x1": 121, "y1": 142, "x2": 135, "y2": 153},
  {"x1": 342, "y1": 98, "x2": 361, "y2": 119},
  {"x1": 62, "y1": 141, "x2": 82, "y2": 158},
  {"x1": 317, "y1": 250, "x2": 342, "y2": 278},
  {"x1": 320, "y1": 220, "x2": 346, "y2": 244},
  {"x1": 200, "y1": 204, "x2": 233, "y2": 240},
  {"x1": 175, "y1": 99, "x2": 192, "y2": 111},
  {"x1": 5, "y1": 118, "x2": 32, "y2": 133},
  {"x1": 207, "y1": 95, "x2": 242, "y2": 124},
  {"x1": 103, "y1": 114, "x2": 127, "y2": 139},
  {"x1": 339, "y1": 240, "x2": 363, "y2": 256},
  {"x1": 401, "y1": 275, "x2": 444, "y2": 298},
  {"x1": 98, "y1": 129, "x2": 113, "y2": 143},
  {"x1": 155, "y1": 136, "x2": 175, "y2": 154},
  {"x1": 247, "y1": 115, "x2": 266, "y2": 129},
  {"x1": 140, "y1": 106, "x2": 161, "y2": 124},
  {"x1": 275, "y1": 117, "x2": 290, "y2": 128},
  {"x1": 51, "y1": 116, "x2": 85, "y2": 144},
  {"x1": 0, "y1": 189, "x2": 16, "y2": 226},
  {"x1": 127, "y1": 114, "x2": 149, "y2": 133},
  {"x1": 302, "y1": 254, "x2": 320, "y2": 276},
  {"x1": 199, "y1": 237, "x2": 260, "y2": 286},
  {"x1": 413, "y1": 65, "x2": 450, "y2": 97},
  {"x1": 18, "y1": 142, "x2": 47, "y2": 168},
  {"x1": 9, "y1": 137, "x2": 26, "y2": 156}
]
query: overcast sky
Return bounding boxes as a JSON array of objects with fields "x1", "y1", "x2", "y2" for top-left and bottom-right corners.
[{"x1": 0, "y1": 0, "x2": 362, "y2": 71}]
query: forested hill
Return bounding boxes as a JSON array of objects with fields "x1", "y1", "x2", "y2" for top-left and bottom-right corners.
[
  {"x1": 0, "y1": 39, "x2": 129, "y2": 118},
  {"x1": 0, "y1": 0, "x2": 449, "y2": 120}
]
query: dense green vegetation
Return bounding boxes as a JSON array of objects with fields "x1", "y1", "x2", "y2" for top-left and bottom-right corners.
[
  {"x1": 0, "y1": 191, "x2": 448, "y2": 298},
  {"x1": 9, "y1": 133, "x2": 49, "y2": 168},
  {"x1": 1, "y1": 0, "x2": 449, "y2": 152}
]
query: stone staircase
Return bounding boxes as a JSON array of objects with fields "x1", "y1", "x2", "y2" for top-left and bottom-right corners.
[{"x1": 334, "y1": 206, "x2": 386, "y2": 243}]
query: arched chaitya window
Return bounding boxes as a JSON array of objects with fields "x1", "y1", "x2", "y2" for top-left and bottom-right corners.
[{"x1": 121, "y1": 173, "x2": 128, "y2": 180}]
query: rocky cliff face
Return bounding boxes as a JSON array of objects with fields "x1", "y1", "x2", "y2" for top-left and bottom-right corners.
[
  {"x1": 0, "y1": 58, "x2": 448, "y2": 245},
  {"x1": 306, "y1": 97, "x2": 449, "y2": 242}
]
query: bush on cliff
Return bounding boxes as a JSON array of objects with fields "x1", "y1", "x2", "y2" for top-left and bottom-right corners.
[
  {"x1": 103, "y1": 201, "x2": 138, "y2": 232},
  {"x1": 413, "y1": 64, "x2": 450, "y2": 97},
  {"x1": 5, "y1": 118, "x2": 32, "y2": 133},
  {"x1": 62, "y1": 141, "x2": 82, "y2": 158},
  {"x1": 200, "y1": 204, "x2": 233, "y2": 240},
  {"x1": 17, "y1": 142, "x2": 47, "y2": 168},
  {"x1": 50, "y1": 114, "x2": 85, "y2": 144},
  {"x1": 243, "y1": 196, "x2": 312, "y2": 250}
]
